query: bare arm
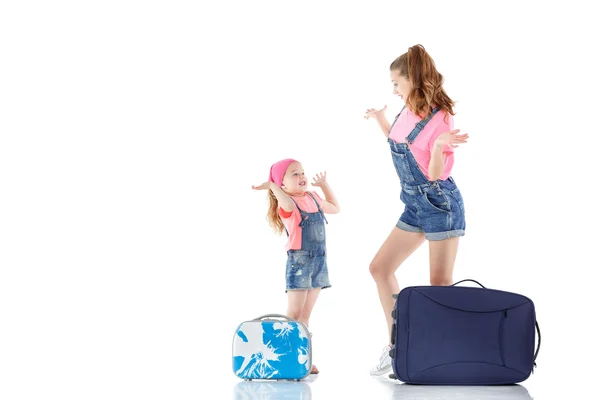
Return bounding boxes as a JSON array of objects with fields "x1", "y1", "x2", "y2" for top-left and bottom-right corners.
[
  {"x1": 365, "y1": 106, "x2": 391, "y2": 137},
  {"x1": 427, "y1": 129, "x2": 469, "y2": 181},
  {"x1": 311, "y1": 172, "x2": 340, "y2": 214},
  {"x1": 318, "y1": 183, "x2": 340, "y2": 214},
  {"x1": 428, "y1": 143, "x2": 447, "y2": 181},
  {"x1": 269, "y1": 183, "x2": 296, "y2": 212},
  {"x1": 375, "y1": 114, "x2": 391, "y2": 138},
  {"x1": 252, "y1": 181, "x2": 296, "y2": 212}
]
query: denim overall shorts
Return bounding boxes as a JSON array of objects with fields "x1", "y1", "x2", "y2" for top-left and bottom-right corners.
[
  {"x1": 388, "y1": 107, "x2": 466, "y2": 240},
  {"x1": 285, "y1": 192, "x2": 331, "y2": 292}
]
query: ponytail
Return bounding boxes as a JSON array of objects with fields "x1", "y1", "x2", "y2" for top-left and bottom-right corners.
[{"x1": 390, "y1": 44, "x2": 455, "y2": 120}]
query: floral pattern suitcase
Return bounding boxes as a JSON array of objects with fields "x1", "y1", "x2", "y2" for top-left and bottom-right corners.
[{"x1": 232, "y1": 314, "x2": 312, "y2": 381}]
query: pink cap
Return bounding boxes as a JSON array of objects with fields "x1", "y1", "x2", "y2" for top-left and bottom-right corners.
[{"x1": 268, "y1": 158, "x2": 299, "y2": 187}]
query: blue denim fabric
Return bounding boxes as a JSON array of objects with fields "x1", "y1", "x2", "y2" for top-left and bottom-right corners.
[
  {"x1": 388, "y1": 107, "x2": 466, "y2": 241},
  {"x1": 285, "y1": 192, "x2": 331, "y2": 291}
]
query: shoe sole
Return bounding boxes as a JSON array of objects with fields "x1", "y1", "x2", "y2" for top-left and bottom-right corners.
[{"x1": 369, "y1": 365, "x2": 392, "y2": 376}]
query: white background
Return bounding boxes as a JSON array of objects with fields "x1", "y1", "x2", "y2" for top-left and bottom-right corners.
[{"x1": 1, "y1": 1, "x2": 598, "y2": 399}]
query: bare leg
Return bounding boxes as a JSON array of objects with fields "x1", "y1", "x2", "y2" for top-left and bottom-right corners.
[
  {"x1": 286, "y1": 290, "x2": 308, "y2": 320},
  {"x1": 429, "y1": 237, "x2": 460, "y2": 286},
  {"x1": 298, "y1": 288, "x2": 321, "y2": 328},
  {"x1": 297, "y1": 288, "x2": 321, "y2": 373},
  {"x1": 369, "y1": 227, "x2": 425, "y2": 344}
]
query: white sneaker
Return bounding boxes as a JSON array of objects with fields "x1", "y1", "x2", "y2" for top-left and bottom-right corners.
[{"x1": 369, "y1": 345, "x2": 393, "y2": 376}]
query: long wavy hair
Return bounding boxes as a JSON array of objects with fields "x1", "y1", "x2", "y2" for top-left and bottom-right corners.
[
  {"x1": 267, "y1": 190, "x2": 285, "y2": 234},
  {"x1": 390, "y1": 44, "x2": 455, "y2": 120}
]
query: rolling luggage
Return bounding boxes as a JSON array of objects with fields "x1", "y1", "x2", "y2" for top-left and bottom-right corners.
[
  {"x1": 390, "y1": 279, "x2": 541, "y2": 385},
  {"x1": 232, "y1": 314, "x2": 312, "y2": 381}
]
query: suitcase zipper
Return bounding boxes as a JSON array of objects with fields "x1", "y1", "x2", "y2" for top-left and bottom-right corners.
[{"x1": 499, "y1": 309, "x2": 507, "y2": 366}]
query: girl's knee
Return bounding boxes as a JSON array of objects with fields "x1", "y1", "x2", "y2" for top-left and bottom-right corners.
[
  {"x1": 286, "y1": 309, "x2": 302, "y2": 320},
  {"x1": 287, "y1": 312, "x2": 302, "y2": 321},
  {"x1": 299, "y1": 309, "x2": 312, "y2": 321}
]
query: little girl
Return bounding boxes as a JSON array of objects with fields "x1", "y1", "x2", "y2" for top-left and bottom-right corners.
[{"x1": 252, "y1": 158, "x2": 340, "y2": 374}]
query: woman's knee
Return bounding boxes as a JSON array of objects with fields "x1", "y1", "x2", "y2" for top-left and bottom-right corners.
[
  {"x1": 369, "y1": 259, "x2": 394, "y2": 280},
  {"x1": 369, "y1": 259, "x2": 381, "y2": 279},
  {"x1": 430, "y1": 275, "x2": 452, "y2": 286}
]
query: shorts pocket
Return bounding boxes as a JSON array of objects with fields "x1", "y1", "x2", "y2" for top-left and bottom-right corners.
[
  {"x1": 422, "y1": 190, "x2": 451, "y2": 213},
  {"x1": 288, "y1": 250, "x2": 311, "y2": 266}
]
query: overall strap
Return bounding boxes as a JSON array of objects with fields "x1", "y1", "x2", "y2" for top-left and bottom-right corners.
[
  {"x1": 306, "y1": 192, "x2": 328, "y2": 224},
  {"x1": 283, "y1": 196, "x2": 305, "y2": 237},
  {"x1": 405, "y1": 107, "x2": 440, "y2": 144}
]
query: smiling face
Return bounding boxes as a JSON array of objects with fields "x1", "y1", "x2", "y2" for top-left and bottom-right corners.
[
  {"x1": 391, "y1": 69, "x2": 413, "y2": 101},
  {"x1": 281, "y1": 162, "x2": 307, "y2": 195}
]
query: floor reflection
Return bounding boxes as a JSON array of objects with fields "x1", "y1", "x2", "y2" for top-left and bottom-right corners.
[
  {"x1": 385, "y1": 380, "x2": 532, "y2": 400},
  {"x1": 233, "y1": 378, "x2": 313, "y2": 400}
]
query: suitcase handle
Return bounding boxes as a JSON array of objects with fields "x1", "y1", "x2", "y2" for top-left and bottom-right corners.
[
  {"x1": 534, "y1": 320, "x2": 541, "y2": 365},
  {"x1": 391, "y1": 279, "x2": 487, "y2": 299},
  {"x1": 452, "y1": 279, "x2": 486, "y2": 288},
  {"x1": 253, "y1": 314, "x2": 294, "y2": 321}
]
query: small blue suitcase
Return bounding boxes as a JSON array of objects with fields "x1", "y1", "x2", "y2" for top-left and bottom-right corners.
[
  {"x1": 232, "y1": 314, "x2": 312, "y2": 381},
  {"x1": 390, "y1": 279, "x2": 541, "y2": 385}
]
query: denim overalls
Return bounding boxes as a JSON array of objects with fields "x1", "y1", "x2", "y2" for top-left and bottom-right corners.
[
  {"x1": 388, "y1": 106, "x2": 466, "y2": 240},
  {"x1": 285, "y1": 192, "x2": 331, "y2": 292}
]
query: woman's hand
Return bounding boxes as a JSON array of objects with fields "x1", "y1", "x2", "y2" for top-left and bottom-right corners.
[
  {"x1": 364, "y1": 105, "x2": 387, "y2": 120},
  {"x1": 434, "y1": 129, "x2": 469, "y2": 148}
]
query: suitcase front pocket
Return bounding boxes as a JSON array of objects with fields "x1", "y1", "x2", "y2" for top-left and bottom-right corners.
[
  {"x1": 406, "y1": 291, "x2": 511, "y2": 378},
  {"x1": 498, "y1": 309, "x2": 508, "y2": 366}
]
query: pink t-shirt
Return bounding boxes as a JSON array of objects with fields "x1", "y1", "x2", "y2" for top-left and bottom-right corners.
[
  {"x1": 278, "y1": 191, "x2": 324, "y2": 251},
  {"x1": 389, "y1": 107, "x2": 455, "y2": 181}
]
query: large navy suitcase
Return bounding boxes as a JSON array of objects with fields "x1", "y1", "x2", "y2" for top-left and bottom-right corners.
[{"x1": 390, "y1": 279, "x2": 541, "y2": 385}]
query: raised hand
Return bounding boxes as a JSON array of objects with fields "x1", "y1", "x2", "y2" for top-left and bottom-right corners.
[
  {"x1": 252, "y1": 181, "x2": 271, "y2": 190},
  {"x1": 364, "y1": 105, "x2": 387, "y2": 120},
  {"x1": 311, "y1": 172, "x2": 328, "y2": 188},
  {"x1": 434, "y1": 129, "x2": 469, "y2": 148}
]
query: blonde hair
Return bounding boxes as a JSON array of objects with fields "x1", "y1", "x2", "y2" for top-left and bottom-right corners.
[
  {"x1": 390, "y1": 44, "x2": 455, "y2": 120},
  {"x1": 267, "y1": 190, "x2": 285, "y2": 234}
]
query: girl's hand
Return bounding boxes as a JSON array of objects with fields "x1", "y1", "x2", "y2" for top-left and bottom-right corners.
[
  {"x1": 364, "y1": 105, "x2": 387, "y2": 120},
  {"x1": 252, "y1": 181, "x2": 271, "y2": 190},
  {"x1": 434, "y1": 129, "x2": 469, "y2": 149},
  {"x1": 311, "y1": 172, "x2": 328, "y2": 188}
]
